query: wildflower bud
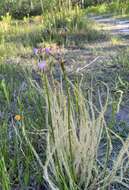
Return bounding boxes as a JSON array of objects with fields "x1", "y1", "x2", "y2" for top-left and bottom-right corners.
[{"x1": 60, "y1": 60, "x2": 65, "y2": 73}]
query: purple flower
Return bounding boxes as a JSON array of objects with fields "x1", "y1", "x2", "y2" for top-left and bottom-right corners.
[
  {"x1": 34, "y1": 48, "x2": 38, "y2": 55},
  {"x1": 45, "y1": 47, "x2": 51, "y2": 54},
  {"x1": 38, "y1": 60, "x2": 46, "y2": 71}
]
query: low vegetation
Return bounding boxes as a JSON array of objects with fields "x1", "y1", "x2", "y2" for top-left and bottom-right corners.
[
  {"x1": 86, "y1": 0, "x2": 129, "y2": 15},
  {"x1": 0, "y1": 0, "x2": 129, "y2": 190}
]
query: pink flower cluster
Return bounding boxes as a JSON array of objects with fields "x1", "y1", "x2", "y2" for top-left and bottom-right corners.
[
  {"x1": 33, "y1": 45, "x2": 63, "y2": 72},
  {"x1": 33, "y1": 47, "x2": 51, "y2": 56},
  {"x1": 33, "y1": 47, "x2": 51, "y2": 71}
]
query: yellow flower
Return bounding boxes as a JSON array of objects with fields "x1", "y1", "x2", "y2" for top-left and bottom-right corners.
[{"x1": 14, "y1": 115, "x2": 22, "y2": 121}]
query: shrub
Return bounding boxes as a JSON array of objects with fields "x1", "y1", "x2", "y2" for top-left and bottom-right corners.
[{"x1": 0, "y1": 0, "x2": 57, "y2": 19}]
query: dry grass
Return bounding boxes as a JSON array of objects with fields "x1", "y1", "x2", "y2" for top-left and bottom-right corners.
[{"x1": 26, "y1": 77, "x2": 129, "y2": 190}]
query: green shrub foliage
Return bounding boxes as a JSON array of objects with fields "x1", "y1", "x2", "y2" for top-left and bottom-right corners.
[
  {"x1": 0, "y1": 0, "x2": 128, "y2": 19},
  {"x1": 0, "y1": 0, "x2": 59, "y2": 19}
]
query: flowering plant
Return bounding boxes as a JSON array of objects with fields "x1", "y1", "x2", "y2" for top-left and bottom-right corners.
[{"x1": 33, "y1": 46, "x2": 64, "y2": 72}]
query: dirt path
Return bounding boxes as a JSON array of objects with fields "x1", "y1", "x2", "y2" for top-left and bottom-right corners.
[
  {"x1": 88, "y1": 14, "x2": 129, "y2": 56},
  {"x1": 91, "y1": 15, "x2": 129, "y2": 39},
  {"x1": 91, "y1": 14, "x2": 129, "y2": 36}
]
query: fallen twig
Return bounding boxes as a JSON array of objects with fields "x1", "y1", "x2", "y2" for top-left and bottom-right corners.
[{"x1": 76, "y1": 56, "x2": 100, "y2": 72}]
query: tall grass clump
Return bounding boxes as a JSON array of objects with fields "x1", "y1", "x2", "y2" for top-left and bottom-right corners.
[
  {"x1": 43, "y1": 6, "x2": 103, "y2": 45},
  {"x1": 21, "y1": 54, "x2": 129, "y2": 189},
  {"x1": 40, "y1": 75, "x2": 129, "y2": 190}
]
